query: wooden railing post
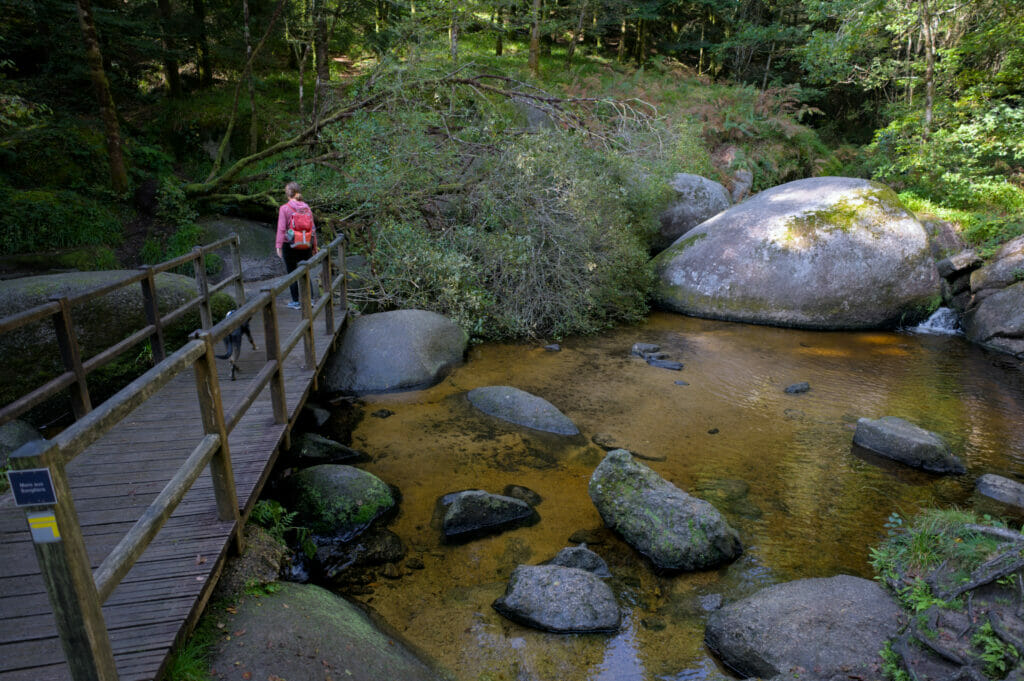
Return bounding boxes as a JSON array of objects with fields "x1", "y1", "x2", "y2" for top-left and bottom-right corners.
[
  {"x1": 321, "y1": 248, "x2": 335, "y2": 336},
  {"x1": 138, "y1": 267, "x2": 166, "y2": 363},
  {"x1": 50, "y1": 296, "x2": 92, "y2": 421},
  {"x1": 337, "y1": 237, "x2": 348, "y2": 314},
  {"x1": 9, "y1": 440, "x2": 118, "y2": 681},
  {"x1": 193, "y1": 246, "x2": 212, "y2": 330},
  {"x1": 260, "y1": 288, "x2": 288, "y2": 428},
  {"x1": 299, "y1": 265, "x2": 316, "y2": 373},
  {"x1": 229, "y1": 234, "x2": 245, "y2": 306},
  {"x1": 191, "y1": 332, "x2": 243, "y2": 552}
]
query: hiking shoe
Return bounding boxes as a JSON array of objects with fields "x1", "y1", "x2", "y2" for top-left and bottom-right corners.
[{"x1": 286, "y1": 301, "x2": 302, "y2": 310}]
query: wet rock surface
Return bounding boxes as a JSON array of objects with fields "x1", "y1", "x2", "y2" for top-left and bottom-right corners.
[
  {"x1": 467, "y1": 385, "x2": 579, "y2": 435},
  {"x1": 588, "y1": 449, "x2": 742, "y2": 571},
  {"x1": 976, "y1": 474, "x2": 1024, "y2": 509},
  {"x1": 438, "y1": 489, "x2": 538, "y2": 542},
  {"x1": 853, "y1": 416, "x2": 965, "y2": 474},
  {"x1": 705, "y1": 575, "x2": 902, "y2": 680},
  {"x1": 492, "y1": 564, "x2": 621, "y2": 633},
  {"x1": 546, "y1": 545, "x2": 612, "y2": 578},
  {"x1": 288, "y1": 432, "x2": 370, "y2": 464},
  {"x1": 285, "y1": 464, "x2": 396, "y2": 539}
]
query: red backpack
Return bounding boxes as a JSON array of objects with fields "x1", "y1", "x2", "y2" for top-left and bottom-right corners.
[{"x1": 288, "y1": 204, "x2": 315, "y2": 250}]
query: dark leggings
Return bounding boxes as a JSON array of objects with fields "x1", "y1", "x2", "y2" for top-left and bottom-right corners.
[{"x1": 281, "y1": 246, "x2": 306, "y2": 302}]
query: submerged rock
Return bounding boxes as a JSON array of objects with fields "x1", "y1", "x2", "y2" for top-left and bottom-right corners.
[
  {"x1": 853, "y1": 416, "x2": 965, "y2": 474},
  {"x1": 631, "y1": 342, "x2": 661, "y2": 356},
  {"x1": 783, "y1": 382, "x2": 810, "y2": 394},
  {"x1": 502, "y1": 484, "x2": 542, "y2": 507},
  {"x1": 439, "y1": 490, "x2": 537, "y2": 542},
  {"x1": 323, "y1": 309, "x2": 468, "y2": 395},
  {"x1": 976, "y1": 473, "x2": 1024, "y2": 509},
  {"x1": 588, "y1": 449, "x2": 742, "y2": 571},
  {"x1": 547, "y1": 545, "x2": 611, "y2": 578},
  {"x1": 467, "y1": 386, "x2": 579, "y2": 435},
  {"x1": 647, "y1": 358, "x2": 684, "y2": 370},
  {"x1": 289, "y1": 432, "x2": 369, "y2": 464},
  {"x1": 704, "y1": 575, "x2": 902, "y2": 680},
  {"x1": 286, "y1": 464, "x2": 396, "y2": 539},
  {"x1": 652, "y1": 177, "x2": 940, "y2": 330},
  {"x1": 492, "y1": 564, "x2": 621, "y2": 633}
]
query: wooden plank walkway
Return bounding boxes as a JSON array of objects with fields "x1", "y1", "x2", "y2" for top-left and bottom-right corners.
[{"x1": 0, "y1": 293, "x2": 345, "y2": 681}]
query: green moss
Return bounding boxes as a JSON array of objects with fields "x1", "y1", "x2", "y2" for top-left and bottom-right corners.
[
  {"x1": 672, "y1": 231, "x2": 707, "y2": 252},
  {"x1": 783, "y1": 185, "x2": 908, "y2": 245}
]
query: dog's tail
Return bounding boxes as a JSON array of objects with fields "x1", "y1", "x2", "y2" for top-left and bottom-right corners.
[{"x1": 215, "y1": 350, "x2": 232, "y2": 360}]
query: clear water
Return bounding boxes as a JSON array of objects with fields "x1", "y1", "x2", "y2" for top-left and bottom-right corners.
[{"x1": 333, "y1": 312, "x2": 1024, "y2": 681}]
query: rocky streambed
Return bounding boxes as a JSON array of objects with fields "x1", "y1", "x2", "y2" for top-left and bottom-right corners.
[{"x1": 238, "y1": 311, "x2": 1024, "y2": 681}]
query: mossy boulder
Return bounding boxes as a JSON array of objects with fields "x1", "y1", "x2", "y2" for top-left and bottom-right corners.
[
  {"x1": 199, "y1": 216, "x2": 285, "y2": 283},
  {"x1": 0, "y1": 271, "x2": 236, "y2": 408},
  {"x1": 0, "y1": 420, "x2": 43, "y2": 470},
  {"x1": 588, "y1": 449, "x2": 742, "y2": 571},
  {"x1": 208, "y1": 582, "x2": 445, "y2": 681},
  {"x1": 467, "y1": 386, "x2": 579, "y2": 435},
  {"x1": 651, "y1": 177, "x2": 941, "y2": 329},
  {"x1": 286, "y1": 464, "x2": 395, "y2": 540},
  {"x1": 323, "y1": 309, "x2": 468, "y2": 395}
]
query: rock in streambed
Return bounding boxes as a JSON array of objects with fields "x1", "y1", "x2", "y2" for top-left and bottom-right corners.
[
  {"x1": 852, "y1": 416, "x2": 965, "y2": 474},
  {"x1": 492, "y1": 564, "x2": 621, "y2": 633}
]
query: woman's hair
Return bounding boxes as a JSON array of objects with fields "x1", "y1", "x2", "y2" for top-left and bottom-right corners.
[{"x1": 285, "y1": 181, "x2": 302, "y2": 198}]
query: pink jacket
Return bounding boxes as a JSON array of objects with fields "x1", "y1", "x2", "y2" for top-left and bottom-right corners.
[{"x1": 276, "y1": 198, "x2": 315, "y2": 250}]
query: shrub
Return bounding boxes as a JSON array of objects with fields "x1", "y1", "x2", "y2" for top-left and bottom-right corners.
[{"x1": 0, "y1": 186, "x2": 122, "y2": 256}]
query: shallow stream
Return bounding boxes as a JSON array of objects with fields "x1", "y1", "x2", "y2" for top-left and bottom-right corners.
[{"x1": 325, "y1": 312, "x2": 1024, "y2": 681}]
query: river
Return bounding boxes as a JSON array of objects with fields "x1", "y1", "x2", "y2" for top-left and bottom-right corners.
[{"x1": 322, "y1": 312, "x2": 1024, "y2": 681}]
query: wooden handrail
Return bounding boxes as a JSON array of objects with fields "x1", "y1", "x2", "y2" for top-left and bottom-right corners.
[{"x1": 3, "y1": 233, "x2": 348, "y2": 681}]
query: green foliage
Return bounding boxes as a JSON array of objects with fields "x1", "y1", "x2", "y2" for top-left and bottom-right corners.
[
  {"x1": 870, "y1": 509, "x2": 1006, "y2": 608},
  {"x1": 249, "y1": 499, "x2": 314, "y2": 558},
  {"x1": 880, "y1": 640, "x2": 911, "y2": 681},
  {"x1": 156, "y1": 178, "x2": 198, "y2": 229},
  {"x1": 973, "y1": 621, "x2": 1021, "y2": 677},
  {"x1": 0, "y1": 186, "x2": 123, "y2": 257}
]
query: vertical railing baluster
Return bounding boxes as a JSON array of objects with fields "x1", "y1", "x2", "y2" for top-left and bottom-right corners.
[
  {"x1": 321, "y1": 249, "x2": 334, "y2": 336},
  {"x1": 10, "y1": 440, "x2": 118, "y2": 681},
  {"x1": 50, "y1": 296, "x2": 91, "y2": 421},
  {"x1": 299, "y1": 264, "x2": 315, "y2": 374},
  {"x1": 260, "y1": 288, "x2": 289, "y2": 428},
  {"x1": 193, "y1": 246, "x2": 212, "y2": 330},
  {"x1": 191, "y1": 332, "x2": 243, "y2": 553},
  {"x1": 139, "y1": 267, "x2": 165, "y2": 363},
  {"x1": 229, "y1": 234, "x2": 245, "y2": 306}
]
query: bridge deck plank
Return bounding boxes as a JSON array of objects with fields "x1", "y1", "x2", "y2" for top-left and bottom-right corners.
[{"x1": 0, "y1": 298, "x2": 344, "y2": 681}]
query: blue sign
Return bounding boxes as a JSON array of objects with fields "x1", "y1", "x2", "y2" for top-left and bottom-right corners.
[{"x1": 7, "y1": 468, "x2": 58, "y2": 507}]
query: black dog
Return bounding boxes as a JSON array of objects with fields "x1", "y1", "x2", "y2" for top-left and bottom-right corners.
[{"x1": 216, "y1": 310, "x2": 258, "y2": 380}]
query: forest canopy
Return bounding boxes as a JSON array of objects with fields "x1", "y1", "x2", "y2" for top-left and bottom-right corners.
[{"x1": 2, "y1": 0, "x2": 1024, "y2": 337}]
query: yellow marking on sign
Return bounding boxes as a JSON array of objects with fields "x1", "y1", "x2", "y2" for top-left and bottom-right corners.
[{"x1": 28, "y1": 513, "x2": 60, "y2": 540}]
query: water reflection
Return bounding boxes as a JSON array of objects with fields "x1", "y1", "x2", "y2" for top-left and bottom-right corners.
[{"x1": 336, "y1": 313, "x2": 1024, "y2": 681}]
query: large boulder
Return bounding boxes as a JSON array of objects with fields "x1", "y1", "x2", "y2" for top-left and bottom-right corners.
[
  {"x1": 969, "y1": 235, "x2": 1024, "y2": 293},
  {"x1": 285, "y1": 464, "x2": 395, "y2": 540},
  {"x1": 651, "y1": 177, "x2": 941, "y2": 330},
  {"x1": 467, "y1": 386, "x2": 579, "y2": 435},
  {"x1": 976, "y1": 473, "x2": 1024, "y2": 509},
  {"x1": 654, "y1": 173, "x2": 732, "y2": 252},
  {"x1": 199, "y1": 216, "x2": 284, "y2": 282},
  {"x1": 208, "y1": 581, "x2": 445, "y2": 681},
  {"x1": 323, "y1": 310, "x2": 467, "y2": 395},
  {"x1": 588, "y1": 449, "x2": 742, "y2": 571},
  {"x1": 0, "y1": 271, "x2": 236, "y2": 406},
  {"x1": 705, "y1": 575, "x2": 903, "y2": 681},
  {"x1": 0, "y1": 420, "x2": 43, "y2": 470},
  {"x1": 962, "y1": 282, "x2": 1024, "y2": 357},
  {"x1": 852, "y1": 416, "x2": 965, "y2": 474},
  {"x1": 492, "y1": 564, "x2": 621, "y2": 633}
]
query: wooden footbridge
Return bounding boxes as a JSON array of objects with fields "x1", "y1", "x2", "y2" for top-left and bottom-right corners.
[{"x1": 0, "y1": 235, "x2": 349, "y2": 681}]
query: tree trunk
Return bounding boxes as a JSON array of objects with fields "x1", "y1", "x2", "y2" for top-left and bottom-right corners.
[
  {"x1": 566, "y1": 0, "x2": 586, "y2": 65},
  {"x1": 918, "y1": 0, "x2": 936, "y2": 138},
  {"x1": 495, "y1": 6, "x2": 503, "y2": 56},
  {"x1": 156, "y1": 0, "x2": 182, "y2": 97},
  {"x1": 192, "y1": 0, "x2": 213, "y2": 87},
  {"x1": 449, "y1": 5, "x2": 459, "y2": 62},
  {"x1": 528, "y1": 0, "x2": 541, "y2": 76},
  {"x1": 314, "y1": 0, "x2": 328, "y2": 121},
  {"x1": 243, "y1": 0, "x2": 259, "y2": 153},
  {"x1": 74, "y1": 0, "x2": 128, "y2": 193}
]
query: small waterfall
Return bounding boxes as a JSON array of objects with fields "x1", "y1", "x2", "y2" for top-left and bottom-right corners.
[{"x1": 913, "y1": 307, "x2": 962, "y2": 335}]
